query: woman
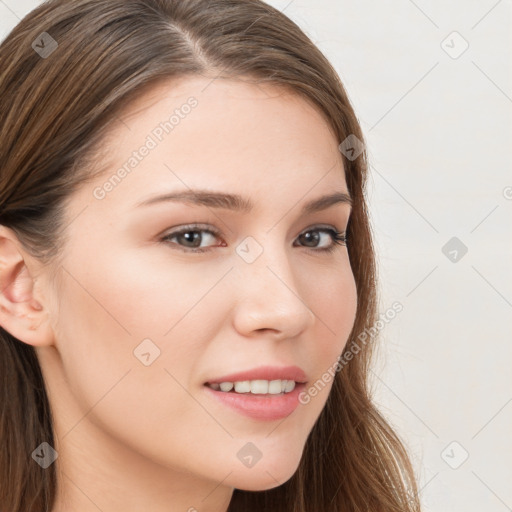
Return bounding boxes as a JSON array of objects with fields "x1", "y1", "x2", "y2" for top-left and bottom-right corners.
[{"x1": 0, "y1": 0, "x2": 422, "y2": 510}]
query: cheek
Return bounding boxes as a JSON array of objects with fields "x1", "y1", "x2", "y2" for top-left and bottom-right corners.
[
  {"x1": 59, "y1": 248, "x2": 201, "y2": 341},
  {"x1": 299, "y1": 263, "x2": 357, "y2": 403},
  {"x1": 308, "y1": 261, "x2": 357, "y2": 352},
  {"x1": 53, "y1": 247, "x2": 228, "y2": 393},
  {"x1": 254, "y1": 262, "x2": 357, "y2": 454},
  {"x1": 50, "y1": 254, "x2": 228, "y2": 469}
]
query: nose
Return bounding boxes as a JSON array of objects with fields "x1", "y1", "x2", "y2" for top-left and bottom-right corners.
[{"x1": 231, "y1": 240, "x2": 316, "y2": 340}]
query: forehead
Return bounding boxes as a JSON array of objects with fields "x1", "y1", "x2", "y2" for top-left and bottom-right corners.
[{"x1": 79, "y1": 75, "x2": 348, "y2": 214}]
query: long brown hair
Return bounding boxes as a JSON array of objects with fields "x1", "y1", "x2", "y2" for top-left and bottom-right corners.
[{"x1": 0, "y1": 1, "x2": 422, "y2": 510}]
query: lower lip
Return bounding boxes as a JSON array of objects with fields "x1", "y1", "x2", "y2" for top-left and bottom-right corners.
[{"x1": 203, "y1": 383, "x2": 306, "y2": 421}]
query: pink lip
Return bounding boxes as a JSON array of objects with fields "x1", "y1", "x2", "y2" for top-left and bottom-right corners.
[
  {"x1": 204, "y1": 365, "x2": 307, "y2": 385},
  {"x1": 203, "y1": 382, "x2": 306, "y2": 421}
]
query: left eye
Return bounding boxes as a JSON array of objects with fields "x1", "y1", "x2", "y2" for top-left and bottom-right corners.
[{"x1": 161, "y1": 225, "x2": 347, "y2": 253}]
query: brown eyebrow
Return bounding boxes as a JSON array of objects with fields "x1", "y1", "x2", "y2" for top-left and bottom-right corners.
[{"x1": 135, "y1": 189, "x2": 353, "y2": 214}]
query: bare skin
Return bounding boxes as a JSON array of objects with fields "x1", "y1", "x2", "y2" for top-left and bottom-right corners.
[{"x1": 0, "y1": 75, "x2": 357, "y2": 512}]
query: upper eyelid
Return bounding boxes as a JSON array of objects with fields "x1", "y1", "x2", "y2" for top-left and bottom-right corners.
[{"x1": 163, "y1": 222, "x2": 345, "y2": 237}]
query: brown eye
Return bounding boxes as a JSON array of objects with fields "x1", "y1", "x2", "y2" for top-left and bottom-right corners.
[
  {"x1": 298, "y1": 230, "x2": 321, "y2": 247},
  {"x1": 161, "y1": 225, "x2": 223, "y2": 253},
  {"x1": 294, "y1": 227, "x2": 347, "y2": 253}
]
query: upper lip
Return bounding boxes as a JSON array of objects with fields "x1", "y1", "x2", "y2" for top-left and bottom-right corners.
[{"x1": 204, "y1": 365, "x2": 307, "y2": 385}]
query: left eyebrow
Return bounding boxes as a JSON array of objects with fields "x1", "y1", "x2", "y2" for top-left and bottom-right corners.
[{"x1": 134, "y1": 189, "x2": 353, "y2": 214}]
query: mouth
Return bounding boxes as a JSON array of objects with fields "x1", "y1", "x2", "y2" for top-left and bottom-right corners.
[
  {"x1": 203, "y1": 364, "x2": 307, "y2": 392},
  {"x1": 203, "y1": 380, "x2": 307, "y2": 421},
  {"x1": 204, "y1": 379, "x2": 301, "y2": 395}
]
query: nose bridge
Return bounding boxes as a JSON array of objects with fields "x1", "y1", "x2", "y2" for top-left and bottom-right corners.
[{"x1": 231, "y1": 233, "x2": 315, "y2": 337}]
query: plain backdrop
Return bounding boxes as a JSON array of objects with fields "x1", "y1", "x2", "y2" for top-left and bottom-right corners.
[{"x1": 1, "y1": 1, "x2": 511, "y2": 511}]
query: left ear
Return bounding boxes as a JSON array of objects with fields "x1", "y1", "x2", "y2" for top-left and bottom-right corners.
[{"x1": 0, "y1": 225, "x2": 55, "y2": 347}]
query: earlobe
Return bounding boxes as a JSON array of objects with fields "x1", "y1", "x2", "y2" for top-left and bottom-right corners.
[{"x1": 0, "y1": 226, "x2": 53, "y2": 347}]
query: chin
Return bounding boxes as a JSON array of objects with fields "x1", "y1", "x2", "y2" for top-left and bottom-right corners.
[{"x1": 228, "y1": 456, "x2": 301, "y2": 492}]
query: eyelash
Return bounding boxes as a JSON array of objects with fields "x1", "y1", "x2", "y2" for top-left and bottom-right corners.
[{"x1": 160, "y1": 224, "x2": 348, "y2": 254}]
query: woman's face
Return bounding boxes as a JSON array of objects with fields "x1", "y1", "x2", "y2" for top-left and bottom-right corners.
[{"x1": 37, "y1": 76, "x2": 357, "y2": 497}]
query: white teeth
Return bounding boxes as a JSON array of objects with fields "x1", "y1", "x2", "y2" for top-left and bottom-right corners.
[
  {"x1": 234, "y1": 381, "x2": 251, "y2": 393},
  {"x1": 268, "y1": 380, "x2": 282, "y2": 394},
  {"x1": 207, "y1": 379, "x2": 298, "y2": 394},
  {"x1": 219, "y1": 382, "x2": 234, "y2": 392},
  {"x1": 284, "y1": 380, "x2": 295, "y2": 392}
]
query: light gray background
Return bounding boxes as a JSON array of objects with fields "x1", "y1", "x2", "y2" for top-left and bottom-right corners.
[{"x1": 1, "y1": 1, "x2": 511, "y2": 511}]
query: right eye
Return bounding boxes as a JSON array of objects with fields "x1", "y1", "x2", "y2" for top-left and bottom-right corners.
[{"x1": 160, "y1": 224, "x2": 225, "y2": 253}]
